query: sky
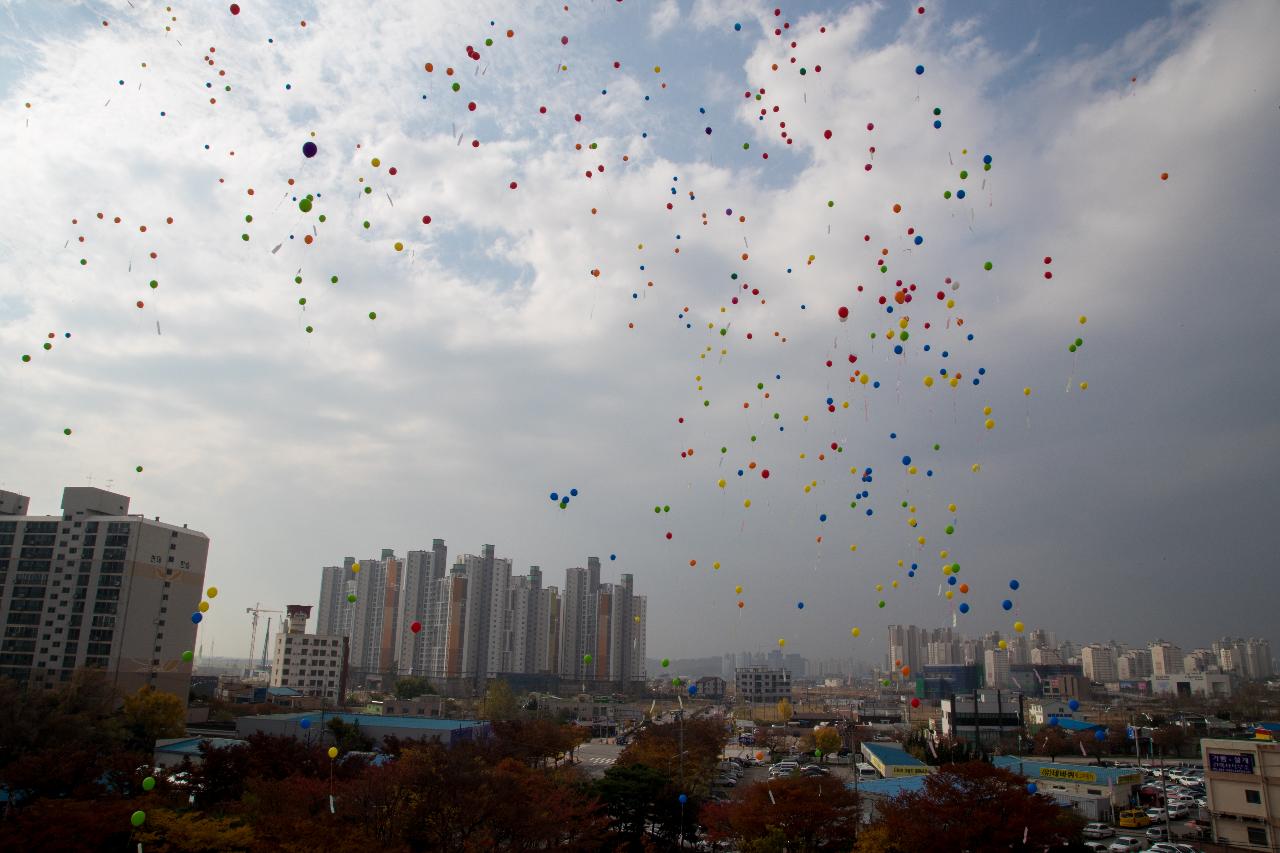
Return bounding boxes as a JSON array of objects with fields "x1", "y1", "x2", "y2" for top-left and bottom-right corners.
[{"x1": 1, "y1": 0, "x2": 1277, "y2": 667}]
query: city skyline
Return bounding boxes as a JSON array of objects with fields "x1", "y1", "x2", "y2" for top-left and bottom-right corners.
[{"x1": 3, "y1": 0, "x2": 1278, "y2": 665}]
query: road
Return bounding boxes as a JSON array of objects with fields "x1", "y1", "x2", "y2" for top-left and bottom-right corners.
[{"x1": 574, "y1": 739, "x2": 624, "y2": 777}]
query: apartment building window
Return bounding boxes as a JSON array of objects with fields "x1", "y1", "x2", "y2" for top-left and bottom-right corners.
[
  {"x1": 1247, "y1": 827, "x2": 1267, "y2": 845},
  {"x1": 1245, "y1": 789, "x2": 1262, "y2": 804}
]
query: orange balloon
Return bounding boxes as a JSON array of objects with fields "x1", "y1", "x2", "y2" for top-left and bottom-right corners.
[
  {"x1": 901, "y1": 666, "x2": 911, "y2": 677},
  {"x1": 737, "y1": 600, "x2": 744, "y2": 608}
]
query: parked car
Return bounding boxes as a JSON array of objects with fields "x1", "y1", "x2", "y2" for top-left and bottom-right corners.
[
  {"x1": 1144, "y1": 807, "x2": 1167, "y2": 822},
  {"x1": 1146, "y1": 825, "x2": 1171, "y2": 842},
  {"x1": 1083, "y1": 843, "x2": 1109, "y2": 853},
  {"x1": 800, "y1": 765, "x2": 829, "y2": 777},
  {"x1": 1148, "y1": 844, "x2": 1201, "y2": 853},
  {"x1": 1083, "y1": 823, "x2": 1116, "y2": 839},
  {"x1": 1165, "y1": 804, "x2": 1190, "y2": 819},
  {"x1": 714, "y1": 776, "x2": 737, "y2": 788},
  {"x1": 1108, "y1": 838, "x2": 1143, "y2": 853}
]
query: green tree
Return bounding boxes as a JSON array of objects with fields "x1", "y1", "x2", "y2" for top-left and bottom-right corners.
[
  {"x1": 327, "y1": 717, "x2": 374, "y2": 752},
  {"x1": 393, "y1": 676, "x2": 435, "y2": 700},
  {"x1": 483, "y1": 679, "x2": 519, "y2": 721},
  {"x1": 122, "y1": 686, "x2": 186, "y2": 749}
]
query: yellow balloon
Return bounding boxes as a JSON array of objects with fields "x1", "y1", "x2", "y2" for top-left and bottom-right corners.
[
  {"x1": 1079, "y1": 381, "x2": 1088, "y2": 390},
  {"x1": 1079, "y1": 315, "x2": 1087, "y2": 325},
  {"x1": 849, "y1": 544, "x2": 858, "y2": 552},
  {"x1": 983, "y1": 405, "x2": 993, "y2": 416},
  {"x1": 945, "y1": 589, "x2": 954, "y2": 599},
  {"x1": 923, "y1": 375, "x2": 934, "y2": 387},
  {"x1": 328, "y1": 747, "x2": 339, "y2": 759},
  {"x1": 198, "y1": 600, "x2": 209, "y2": 613},
  {"x1": 1023, "y1": 387, "x2": 1032, "y2": 396},
  {"x1": 713, "y1": 561, "x2": 721, "y2": 570},
  {"x1": 717, "y1": 478, "x2": 726, "y2": 488},
  {"x1": 351, "y1": 562, "x2": 361, "y2": 574},
  {"x1": 735, "y1": 585, "x2": 743, "y2": 594},
  {"x1": 949, "y1": 377, "x2": 959, "y2": 388},
  {"x1": 634, "y1": 615, "x2": 641, "y2": 623},
  {"x1": 891, "y1": 580, "x2": 899, "y2": 589},
  {"x1": 875, "y1": 583, "x2": 884, "y2": 592},
  {"x1": 947, "y1": 503, "x2": 957, "y2": 513},
  {"x1": 743, "y1": 499, "x2": 751, "y2": 508},
  {"x1": 777, "y1": 638, "x2": 785, "y2": 647},
  {"x1": 851, "y1": 627, "x2": 861, "y2": 638},
  {"x1": 998, "y1": 639, "x2": 1008, "y2": 650},
  {"x1": 206, "y1": 586, "x2": 218, "y2": 599},
  {"x1": 971, "y1": 463, "x2": 982, "y2": 473},
  {"x1": 1014, "y1": 621, "x2": 1025, "y2": 633},
  {"x1": 907, "y1": 465, "x2": 918, "y2": 475},
  {"x1": 984, "y1": 418, "x2": 995, "y2": 430}
]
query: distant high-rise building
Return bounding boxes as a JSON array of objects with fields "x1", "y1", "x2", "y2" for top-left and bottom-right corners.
[
  {"x1": 271, "y1": 604, "x2": 343, "y2": 701},
  {"x1": 984, "y1": 648, "x2": 1011, "y2": 688},
  {"x1": 505, "y1": 566, "x2": 555, "y2": 674},
  {"x1": 1081, "y1": 644, "x2": 1118, "y2": 683},
  {"x1": 1116, "y1": 648, "x2": 1152, "y2": 680},
  {"x1": 1150, "y1": 641, "x2": 1184, "y2": 678},
  {"x1": 888, "y1": 625, "x2": 925, "y2": 675},
  {"x1": 559, "y1": 560, "x2": 645, "y2": 683},
  {"x1": 1007, "y1": 634, "x2": 1031, "y2": 665},
  {"x1": 456, "y1": 545, "x2": 511, "y2": 687},
  {"x1": 316, "y1": 564, "x2": 352, "y2": 637},
  {"x1": 0, "y1": 487, "x2": 208, "y2": 704},
  {"x1": 1215, "y1": 637, "x2": 1273, "y2": 681},
  {"x1": 343, "y1": 551, "x2": 402, "y2": 681},
  {"x1": 560, "y1": 564, "x2": 596, "y2": 679},
  {"x1": 396, "y1": 542, "x2": 448, "y2": 676},
  {"x1": 1030, "y1": 647, "x2": 1063, "y2": 665}
]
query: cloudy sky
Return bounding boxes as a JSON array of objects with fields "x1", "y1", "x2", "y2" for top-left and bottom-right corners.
[{"x1": 2, "y1": 0, "x2": 1277, "y2": 666}]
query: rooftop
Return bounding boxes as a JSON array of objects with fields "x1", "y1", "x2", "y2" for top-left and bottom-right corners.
[
  {"x1": 1049, "y1": 717, "x2": 1106, "y2": 732},
  {"x1": 853, "y1": 775, "x2": 928, "y2": 796},
  {"x1": 262, "y1": 712, "x2": 486, "y2": 730},
  {"x1": 992, "y1": 756, "x2": 1143, "y2": 785},
  {"x1": 154, "y1": 737, "x2": 245, "y2": 756},
  {"x1": 861, "y1": 742, "x2": 927, "y2": 767}
]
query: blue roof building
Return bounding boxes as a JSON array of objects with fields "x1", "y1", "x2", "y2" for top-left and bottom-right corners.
[
  {"x1": 235, "y1": 711, "x2": 491, "y2": 746},
  {"x1": 860, "y1": 742, "x2": 931, "y2": 777}
]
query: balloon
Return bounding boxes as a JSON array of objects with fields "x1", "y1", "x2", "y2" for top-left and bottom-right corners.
[
  {"x1": 181, "y1": 650, "x2": 193, "y2": 662},
  {"x1": 302, "y1": 141, "x2": 317, "y2": 158},
  {"x1": 347, "y1": 594, "x2": 357, "y2": 603},
  {"x1": 901, "y1": 666, "x2": 910, "y2": 677},
  {"x1": 1001, "y1": 599, "x2": 1013, "y2": 611},
  {"x1": 190, "y1": 612, "x2": 202, "y2": 624},
  {"x1": 1013, "y1": 621, "x2": 1025, "y2": 633},
  {"x1": 1027, "y1": 783, "x2": 1038, "y2": 794},
  {"x1": 131, "y1": 810, "x2": 146, "y2": 827},
  {"x1": 756, "y1": 751, "x2": 765, "y2": 760},
  {"x1": 1068, "y1": 699, "x2": 1080, "y2": 711},
  {"x1": 851, "y1": 627, "x2": 861, "y2": 637},
  {"x1": 583, "y1": 654, "x2": 593, "y2": 664},
  {"x1": 688, "y1": 684, "x2": 698, "y2": 695},
  {"x1": 678, "y1": 793, "x2": 688, "y2": 804},
  {"x1": 734, "y1": 586, "x2": 743, "y2": 594},
  {"x1": 328, "y1": 747, "x2": 339, "y2": 759},
  {"x1": 737, "y1": 601, "x2": 744, "y2": 608},
  {"x1": 1095, "y1": 729, "x2": 1107, "y2": 741},
  {"x1": 1048, "y1": 716, "x2": 1059, "y2": 727},
  {"x1": 797, "y1": 602, "x2": 805, "y2": 609},
  {"x1": 229, "y1": 4, "x2": 240, "y2": 14},
  {"x1": 634, "y1": 615, "x2": 641, "y2": 622},
  {"x1": 777, "y1": 638, "x2": 785, "y2": 647},
  {"x1": 998, "y1": 639, "x2": 1008, "y2": 650},
  {"x1": 915, "y1": 64, "x2": 925, "y2": 75},
  {"x1": 837, "y1": 306, "x2": 849, "y2": 321},
  {"x1": 411, "y1": 621, "x2": 422, "y2": 634},
  {"x1": 300, "y1": 718, "x2": 311, "y2": 729},
  {"x1": 142, "y1": 776, "x2": 156, "y2": 791},
  {"x1": 198, "y1": 600, "x2": 210, "y2": 612},
  {"x1": 911, "y1": 698, "x2": 921, "y2": 708},
  {"x1": 352, "y1": 562, "x2": 361, "y2": 574},
  {"x1": 1009, "y1": 579, "x2": 1020, "y2": 590},
  {"x1": 206, "y1": 586, "x2": 218, "y2": 598},
  {"x1": 661, "y1": 658, "x2": 670, "y2": 667},
  {"x1": 958, "y1": 602, "x2": 970, "y2": 614}
]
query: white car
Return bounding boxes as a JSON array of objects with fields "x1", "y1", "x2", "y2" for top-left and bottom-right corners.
[
  {"x1": 1146, "y1": 825, "x2": 1171, "y2": 842},
  {"x1": 1083, "y1": 843, "x2": 1108, "y2": 853},
  {"x1": 1083, "y1": 823, "x2": 1116, "y2": 839},
  {"x1": 1108, "y1": 839, "x2": 1143, "y2": 853}
]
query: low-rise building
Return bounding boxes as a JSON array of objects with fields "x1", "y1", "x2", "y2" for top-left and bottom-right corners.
[
  {"x1": 270, "y1": 604, "x2": 344, "y2": 702},
  {"x1": 860, "y1": 742, "x2": 931, "y2": 778},
  {"x1": 939, "y1": 690, "x2": 1025, "y2": 749},
  {"x1": 1028, "y1": 700, "x2": 1075, "y2": 728},
  {"x1": 735, "y1": 666, "x2": 791, "y2": 704},
  {"x1": 993, "y1": 757, "x2": 1143, "y2": 823},
  {"x1": 235, "y1": 711, "x2": 491, "y2": 746},
  {"x1": 153, "y1": 736, "x2": 244, "y2": 769},
  {"x1": 1201, "y1": 736, "x2": 1280, "y2": 849},
  {"x1": 1153, "y1": 671, "x2": 1232, "y2": 699},
  {"x1": 695, "y1": 676, "x2": 726, "y2": 700}
]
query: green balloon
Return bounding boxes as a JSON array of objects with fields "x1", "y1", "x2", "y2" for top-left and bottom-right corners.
[
  {"x1": 142, "y1": 776, "x2": 156, "y2": 791},
  {"x1": 583, "y1": 654, "x2": 592, "y2": 664},
  {"x1": 130, "y1": 810, "x2": 146, "y2": 827},
  {"x1": 347, "y1": 594, "x2": 357, "y2": 603},
  {"x1": 661, "y1": 658, "x2": 670, "y2": 668},
  {"x1": 298, "y1": 197, "x2": 313, "y2": 213},
  {"x1": 983, "y1": 261, "x2": 993, "y2": 271},
  {"x1": 945, "y1": 525, "x2": 955, "y2": 535},
  {"x1": 181, "y1": 650, "x2": 193, "y2": 662}
]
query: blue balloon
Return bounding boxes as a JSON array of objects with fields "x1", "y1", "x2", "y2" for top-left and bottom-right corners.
[
  {"x1": 932, "y1": 120, "x2": 941, "y2": 129},
  {"x1": 914, "y1": 235, "x2": 924, "y2": 244},
  {"x1": 957, "y1": 602, "x2": 969, "y2": 614},
  {"x1": 1048, "y1": 716, "x2": 1059, "y2": 727},
  {"x1": 734, "y1": 22, "x2": 742, "y2": 31},
  {"x1": 570, "y1": 488, "x2": 578, "y2": 497},
  {"x1": 797, "y1": 602, "x2": 805, "y2": 609},
  {"x1": 610, "y1": 554, "x2": 617, "y2": 560},
  {"x1": 983, "y1": 154, "x2": 993, "y2": 164},
  {"x1": 1009, "y1": 579, "x2": 1020, "y2": 590},
  {"x1": 902, "y1": 455, "x2": 911, "y2": 465},
  {"x1": 678, "y1": 793, "x2": 688, "y2": 804},
  {"x1": 302, "y1": 141, "x2": 317, "y2": 158},
  {"x1": 947, "y1": 576, "x2": 957, "y2": 586},
  {"x1": 688, "y1": 684, "x2": 698, "y2": 695},
  {"x1": 300, "y1": 718, "x2": 311, "y2": 729},
  {"x1": 191, "y1": 612, "x2": 202, "y2": 624},
  {"x1": 1027, "y1": 782, "x2": 1038, "y2": 794},
  {"x1": 549, "y1": 492, "x2": 559, "y2": 501},
  {"x1": 818, "y1": 514, "x2": 827, "y2": 522},
  {"x1": 915, "y1": 64, "x2": 925, "y2": 75},
  {"x1": 1002, "y1": 599, "x2": 1013, "y2": 611},
  {"x1": 1068, "y1": 699, "x2": 1080, "y2": 712},
  {"x1": 1095, "y1": 729, "x2": 1107, "y2": 741}
]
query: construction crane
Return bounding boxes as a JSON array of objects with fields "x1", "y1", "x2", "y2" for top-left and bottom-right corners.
[{"x1": 245, "y1": 603, "x2": 283, "y2": 677}]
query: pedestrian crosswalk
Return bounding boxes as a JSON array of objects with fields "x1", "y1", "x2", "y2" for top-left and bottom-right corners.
[{"x1": 587, "y1": 756, "x2": 616, "y2": 765}]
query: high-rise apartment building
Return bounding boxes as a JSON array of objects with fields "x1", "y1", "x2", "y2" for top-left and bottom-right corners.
[
  {"x1": 888, "y1": 625, "x2": 925, "y2": 675},
  {"x1": 316, "y1": 564, "x2": 351, "y2": 636},
  {"x1": 1081, "y1": 644, "x2": 1118, "y2": 683},
  {"x1": 1031, "y1": 647, "x2": 1063, "y2": 665},
  {"x1": 396, "y1": 542, "x2": 448, "y2": 676},
  {"x1": 270, "y1": 604, "x2": 343, "y2": 701},
  {"x1": 1117, "y1": 648, "x2": 1153, "y2": 680},
  {"x1": 0, "y1": 487, "x2": 209, "y2": 703},
  {"x1": 1150, "y1": 641, "x2": 1185, "y2": 677},
  {"x1": 1215, "y1": 637, "x2": 1274, "y2": 681},
  {"x1": 984, "y1": 648, "x2": 1011, "y2": 688},
  {"x1": 559, "y1": 560, "x2": 645, "y2": 684},
  {"x1": 505, "y1": 566, "x2": 555, "y2": 674},
  {"x1": 344, "y1": 550, "x2": 402, "y2": 681},
  {"x1": 457, "y1": 545, "x2": 511, "y2": 687}
]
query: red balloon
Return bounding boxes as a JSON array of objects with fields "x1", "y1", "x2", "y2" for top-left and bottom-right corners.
[
  {"x1": 229, "y1": 3, "x2": 240, "y2": 14},
  {"x1": 410, "y1": 621, "x2": 422, "y2": 634},
  {"x1": 911, "y1": 697, "x2": 921, "y2": 707},
  {"x1": 837, "y1": 306, "x2": 849, "y2": 320}
]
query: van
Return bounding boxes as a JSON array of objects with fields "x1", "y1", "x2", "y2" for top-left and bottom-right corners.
[
  {"x1": 1118, "y1": 808, "x2": 1152, "y2": 828},
  {"x1": 855, "y1": 763, "x2": 878, "y2": 779}
]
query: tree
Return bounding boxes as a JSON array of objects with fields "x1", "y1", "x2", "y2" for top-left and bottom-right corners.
[
  {"x1": 1151, "y1": 724, "x2": 1187, "y2": 758},
  {"x1": 814, "y1": 727, "x2": 841, "y2": 760},
  {"x1": 490, "y1": 719, "x2": 588, "y2": 768},
  {"x1": 122, "y1": 686, "x2": 186, "y2": 750},
  {"x1": 860, "y1": 761, "x2": 1084, "y2": 852},
  {"x1": 482, "y1": 679, "x2": 519, "y2": 722},
  {"x1": 327, "y1": 717, "x2": 374, "y2": 753},
  {"x1": 135, "y1": 807, "x2": 256, "y2": 851},
  {"x1": 1032, "y1": 724, "x2": 1071, "y2": 762},
  {"x1": 776, "y1": 698, "x2": 793, "y2": 721},
  {"x1": 619, "y1": 717, "x2": 725, "y2": 791},
  {"x1": 393, "y1": 676, "x2": 435, "y2": 700},
  {"x1": 703, "y1": 776, "x2": 861, "y2": 851}
]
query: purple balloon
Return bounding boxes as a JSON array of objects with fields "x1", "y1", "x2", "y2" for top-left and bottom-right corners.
[{"x1": 302, "y1": 141, "x2": 318, "y2": 158}]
